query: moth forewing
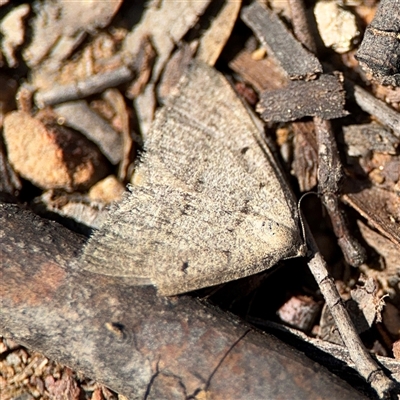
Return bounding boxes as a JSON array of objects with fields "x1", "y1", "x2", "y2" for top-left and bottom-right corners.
[{"x1": 81, "y1": 61, "x2": 304, "y2": 296}]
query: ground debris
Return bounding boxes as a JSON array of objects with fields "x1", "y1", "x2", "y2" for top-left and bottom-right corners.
[
  {"x1": 1, "y1": 1, "x2": 400, "y2": 399},
  {"x1": 257, "y1": 73, "x2": 349, "y2": 122},
  {"x1": 3, "y1": 111, "x2": 108, "y2": 191},
  {"x1": 241, "y1": 2, "x2": 322, "y2": 80}
]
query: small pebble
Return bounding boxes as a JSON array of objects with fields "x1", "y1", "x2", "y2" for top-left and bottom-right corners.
[{"x1": 3, "y1": 111, "x2": 107, "y2": 191}]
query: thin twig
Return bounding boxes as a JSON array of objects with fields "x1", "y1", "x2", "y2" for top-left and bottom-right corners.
[
  {"x1": 305, "y1": 223, "x2": 396, "y2": 399},
  {"x1": 353, "y1": 84, "x2": 400, "y2": 138},
  {"x1": 287, "y1": 4, "x2": 396, "y2": 397},
  {"x1": 34, "y1": 65, "x2": 133, "y2": 108},
  {"x1": 288, "y1": 0, "x2": 317, "y2": 54},
  {"x1": 314, "y1": 117, "x2": 366, "y2": 266}
]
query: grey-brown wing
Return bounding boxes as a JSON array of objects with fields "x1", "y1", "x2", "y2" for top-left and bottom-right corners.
[{"x1": 81, "y1": 61, "x2": 303, "y2": 295}]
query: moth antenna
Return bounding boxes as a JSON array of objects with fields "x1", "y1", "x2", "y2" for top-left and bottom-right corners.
[{"x1": 297, "y1": 191, "x2": 318, "y2": 255}]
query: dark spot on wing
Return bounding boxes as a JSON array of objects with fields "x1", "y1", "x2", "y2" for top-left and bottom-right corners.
[
  {"x1": 240, "y1": 199, "x2": 250, "y2": 214},
  {"x1": 181, "y1": 261, "x2": 189, "y2": 273}
]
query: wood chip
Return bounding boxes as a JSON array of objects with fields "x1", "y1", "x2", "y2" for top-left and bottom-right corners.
[
  {"x1": 291, "y1": 121, "x2": 318, "y2": 192},
  {"x1": 343, "y1": 122, "x2": 399, "y2": 157},
  {"x1": 102, "y1": 89, "x2": 133, "y2": 180},
  {"x1": 158, "y1": 43, "x2": 197, "y2": 103},
  {"x1": 54, "y1": 100, "x2": 123, "y2": 165},
  {"x1": 23, "y1": 0, "x2": 122, "y2": 68},
  {"x1": 357, "y1": 220, "x2": 400, "y2": 300},
  {"x1": 356, "y1": 0, "x2": 400, "y2": 86},
  {"x1": 241, "y1": 2, "x2": 322, "y2": 80},
  {"x1": 257, "y1": 74, "x2": 348, "y2": 122},
  {"x1": 342, "y1": 185, "x2": 400, "y2": 247},
  {"x1": 89, "y1": 175, "x2": 125, "y2": 204},
  {"x1": 277, "y1": 295, "x2": 321, "y2": 332},
  {"x1": 196, "y1": 0, "x2": 241, "y2": 66},
  {"x1": 350, "y1": 278, "x2": 384, "y2": 327},
  {"x1": 0, "y1": 4, "x2": 30, "y2": 67},
  {"x1": 228, "y1": 48, "x2": 288, "y2": 93}
]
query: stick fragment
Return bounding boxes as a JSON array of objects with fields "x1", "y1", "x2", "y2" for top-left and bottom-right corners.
[
  {"x1": 314, "y1": 117, "x2": 366, "y2": 267},
  {"x1": 54, "y1": 100, "x2": 123, "y2": 165},
  {"x1": 305, "y1": 224, "x2": 396, "y2": 399},
  {"x1": 353, "y1": 84, "x2": 400, "y2": 138},
  {"x1": 34, "y1": 65, "x2": 133, "y2": 108}
]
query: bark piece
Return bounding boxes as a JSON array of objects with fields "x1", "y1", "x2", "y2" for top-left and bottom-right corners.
[
  {"x1": 0, "y1": 203, "x2": 369, "y2": 400},
  {"x1": 353, "y1": 84, "x2": 400, "y2": 138},
  {"x1": 196, "y1": 0, "x2": 241, "y2": 66},
  {"x1": 228, "y1": 48, "x2": 288, "y2": 93},
  {"x1": 342, "y1": 185, "x2": 400, "y2": 247},
  {"x1": 158, "y1": 43, "x2": 197, "y2": 102},
  {"x1": 0, "y1": 4, "x2": 30, "y2": 67},
  {"x1": 350, "y1": 278, "x2": 384, "y2": 328},
  {"x1": 257, "y1": 74, "x2": 348, "y2": 122},
  {"x1": 102, "y1": 89, "x2": 133, "y2": 181},
  {"x1": 277, "y1": 295, "x2": 321, "y2": 332},
  {"x1": 291, "y1": 121, "x2": 318, "y2": 192},
  {"x1": 3, "y1": 111, "x2": 107, "y2": 191},
  {"x1": 241, "y1": 2, "x2": 322, "y2": 80},
  {"x1": 54, "y1": 100, "x2": 123, "y2": 165},
  {"x1": 122, "y1": 0, "x2": 211, "y2": 135},
  {"x1": 356, "y1": 0, "x2": 400, "y2": 86},
  {"x1": 343, "y1": 123, "x2": 399, "y2": 157},
  {"x1": 357, "y1": 220, "x2": 400, "y2": 302},
  {"x1": 33, "y1": 190, "x2": 109, "y2": 231},
  {"x1": 23, "y1": 0, "x2": 122, "y2": 68}
]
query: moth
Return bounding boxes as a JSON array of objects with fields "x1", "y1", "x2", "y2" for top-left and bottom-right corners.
[{"x1": 81, "y1": 61, "x2": 305, "y2": 296}]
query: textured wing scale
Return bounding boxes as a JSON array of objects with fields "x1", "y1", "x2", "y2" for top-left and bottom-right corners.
[{"x1": 81, "y1": 62, "x2": 303, "y2": 295}]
